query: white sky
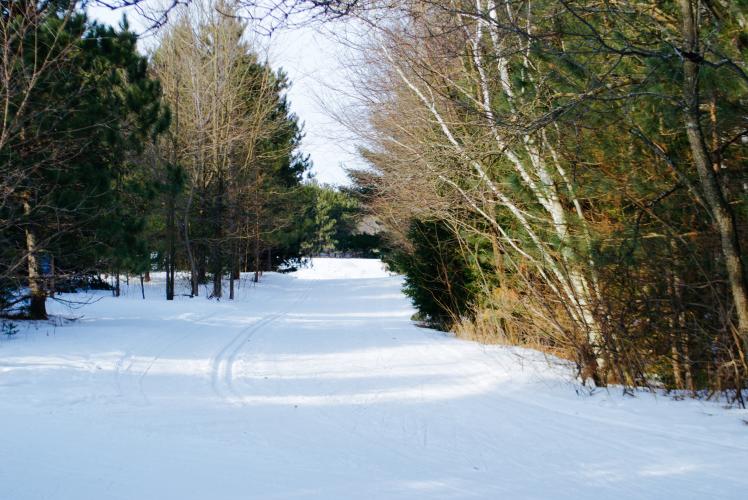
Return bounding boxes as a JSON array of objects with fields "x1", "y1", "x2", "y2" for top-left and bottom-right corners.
[
  {"x1": 88, "y1": 2, "x2": 359, "y2": 186},
  {"x1": 268, "y1": 25, "x2": 361, "y2": 186}
]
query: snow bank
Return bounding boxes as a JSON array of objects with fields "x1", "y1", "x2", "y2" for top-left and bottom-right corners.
[{"x1": 292, "y1": 257, "x2": 393, "y2": 280}]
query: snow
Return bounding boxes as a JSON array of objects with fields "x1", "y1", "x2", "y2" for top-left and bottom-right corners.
[
  {"x1": 290, "y1": 257, "x2": 394, "y2": 280},
  {"x1": 1, "y1": 258, "x2": 746, "y2": 499}
]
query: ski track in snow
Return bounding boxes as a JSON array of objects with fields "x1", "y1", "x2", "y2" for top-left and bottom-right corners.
[
  {"x1": 137, "y1": 309, "x2": 225, "y2": 405},
  {"x1": 210, "y1": 284, "x2": 311, "y2": 404},
  {"x1": 1, "y1": 258, "x2": 747, "y2": 500}
]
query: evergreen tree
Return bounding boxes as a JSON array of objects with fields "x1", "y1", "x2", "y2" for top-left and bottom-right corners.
[{"x1": 0, "y1": 5, "x2": 168, "y2": 317}]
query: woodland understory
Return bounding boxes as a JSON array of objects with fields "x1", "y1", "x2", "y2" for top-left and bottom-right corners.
[
  {"x1": 337, "y1": 0, "x2": 748, "y2": 399},
  {"x1": 1, "y1": 2, "x2": 369, "y2": 316}
]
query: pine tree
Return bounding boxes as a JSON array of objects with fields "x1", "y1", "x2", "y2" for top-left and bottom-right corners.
[{"x1": 0, "y1": 6, "x2": 168, "y2": 317}]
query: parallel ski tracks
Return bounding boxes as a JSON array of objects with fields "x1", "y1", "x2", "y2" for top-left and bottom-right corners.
[
  {"x1": 112, "y1": 285, "x2": 311, "y2": 406},
  {"x1": 113, "y1": 309, "x2": 223, "y2": 404},
  {"x1": 210, "y1": 284, "x2": 311, "y2": 404}
]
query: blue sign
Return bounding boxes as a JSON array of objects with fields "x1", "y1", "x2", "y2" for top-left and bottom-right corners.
[{"x1": 39, "y1": 255, "x2": 52, "y2": 276}]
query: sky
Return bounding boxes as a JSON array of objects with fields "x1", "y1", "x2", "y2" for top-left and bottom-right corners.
[
  {"x1": 268, "y1": 25, "x2": 361, "y2": 186},
  {"x1": 88, "y1": 2, "x2": 360, "y2": 186}
]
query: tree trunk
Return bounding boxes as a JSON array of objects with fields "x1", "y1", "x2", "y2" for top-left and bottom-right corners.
[
  {"x1": 23, "y1": 194, "x2": 46, "y2": 320},
  {"x1": 253, "y1": 221, "x2": 260, "y2": 283},
  {"x1": 229, "y1": 264, "x2": 235, "y2": 300},
  {"x1": 210, "y1": 175, "x2": 224, "y2": 299},
  {"x1": 682, "y1": 330, "x2": 695, "y2": 394},
  {"x1": 678, "y1": 0, "x2": 748, "y2": 353},
  {"x1": 140, "y1": 274, "x2": 145, "y2": 300},
  {"x1": 166, "y1": 264, "x2": 172, "y2": 301},
  {"x1": 144, "y1": 270, "x2": 151, "y2": 282},
  {"x1": 197, "y1": 251, "x2": 207, "y2": 287},
  {"x1": 229, "y1": 242, "x2": 239, "y2": 299},
  {"x1": 231, "y1": 249, "x2": 240, "y2": 280},
  {"x1": 212, "y1": 249, "x2": 222, "y2": 298},
  {"x1": 181, "y1": 184, "x2": 199, "y2": 297},
  {"x1": 185, "y1": 242, "x2": 200, "y2": 297},
  {"x1": 188, "y1": 243, "x2": 200, "y2": 297},
  {"x1": 669, "y1": 240, "x2": 685, "y2": 391},
  {"x1": 49, "y1": 255, "x2": 55, "y2": 298},
  {"x1": 670, "y1": 325, "x2": 685, "y2": 391},
  {"x1": 166, "y1": 193, "x2": 176, "y2": 300}
]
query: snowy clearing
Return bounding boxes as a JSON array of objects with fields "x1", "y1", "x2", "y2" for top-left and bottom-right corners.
[{"x1": 1, "y1": 258, "x2": 747, "y2": 499}]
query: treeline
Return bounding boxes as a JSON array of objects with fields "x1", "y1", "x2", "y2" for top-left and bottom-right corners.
[
  {"x1": 339, "y1": 0, "x2": 748, "y2": 394},
  {"x1": 148, "y1": 2, "x2": 311, "y2": 300},
  {"x1": 1, "y1": 1, "x2": 170, "y2": 318},
  {"x1": 0, "y1": 1, "x2": 369, "y2": 320}
]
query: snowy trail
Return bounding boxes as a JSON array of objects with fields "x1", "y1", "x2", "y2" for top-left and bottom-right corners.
[{"x1": 1, "y1": 259, "x2": 747, "y2": 499}]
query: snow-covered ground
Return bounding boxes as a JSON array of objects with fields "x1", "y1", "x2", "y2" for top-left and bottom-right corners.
[{"x1": 1, "y1": 258, "x2": 746, "y2": 499}]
